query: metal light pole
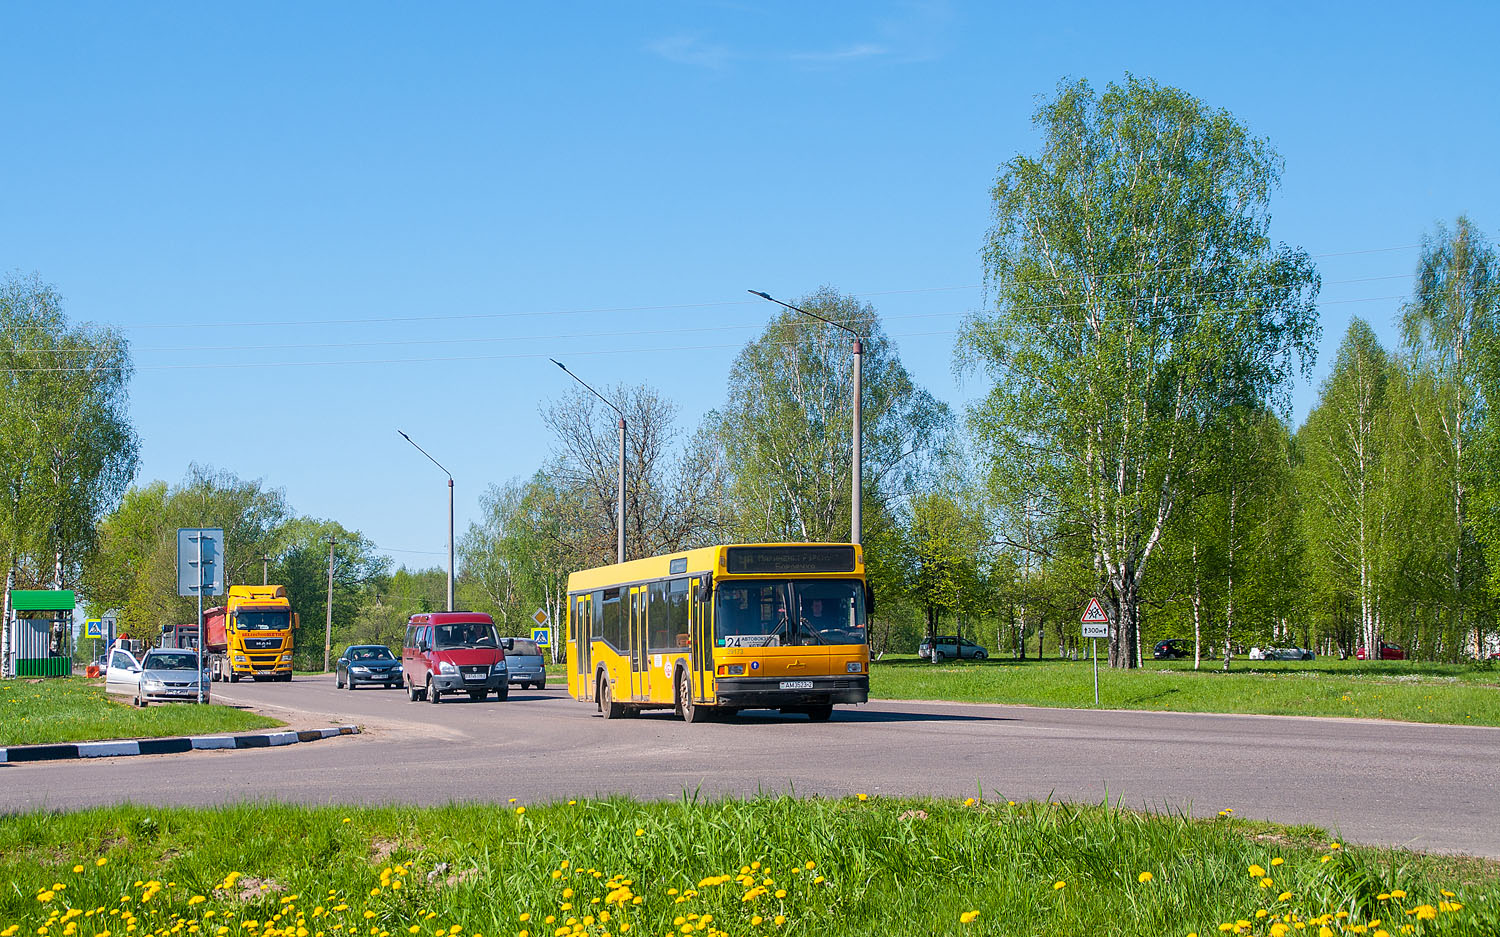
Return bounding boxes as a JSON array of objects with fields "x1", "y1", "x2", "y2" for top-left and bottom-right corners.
[
  {"x1": 324, "y1": 536, "x2": 336, "y2": 673},
  {"x1": 550, "y1": 359, "x2": 626, "y2": 565},
  {"x1": 398, "y1": 430, "x2": 456, "y2": 610},
  {"x1": 749, "y1": 290, "x2": 863, "y2": 545},
  {"x1": 261, "y1": 555, "x2": 270, "y2": 586}
]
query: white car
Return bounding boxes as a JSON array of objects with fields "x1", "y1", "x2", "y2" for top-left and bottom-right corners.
[
  {"x1": 103, "y1": 646, "x2": 143, "y2": 697},
  {"x1": 1248, "y1": 646, "x2": 1315, "y2": 661},
  {"x1": 105, "y1": 647, "x2": 210, "y2": 705}
]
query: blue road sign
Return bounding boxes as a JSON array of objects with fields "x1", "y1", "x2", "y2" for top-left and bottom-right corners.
[{"x1": 532, "y1": 627, "x2": 550, "y2": 647}]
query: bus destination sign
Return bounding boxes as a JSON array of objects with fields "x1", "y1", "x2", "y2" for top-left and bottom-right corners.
[{"x1": 725, "y1": 545, "x2": 857, "y2": 575}]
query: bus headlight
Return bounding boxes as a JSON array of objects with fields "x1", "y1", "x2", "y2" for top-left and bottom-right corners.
[
  {"x1": 281, "y1": 654, "x2": 292, "y2": 662},
  {"x1": 846, "y1": 662, "x2": 863, "y2": 673}
]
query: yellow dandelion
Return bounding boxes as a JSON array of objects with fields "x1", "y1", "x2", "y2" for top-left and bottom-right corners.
[
  {"x1": 856, "y1": 793, "x2": 868, "y2": 801},
  {"x1": 97, "y1": 859, "x2": 109, "y2": 867},
  {"x1": 959, "y1": 911, "x2": 979, "y2": 924},
  {"x1": 1053, "y1": 881, "x2": 1066, "y2": 891},
  {"x1": 341, "y1": 819, "x2": 351, "y2": 824},
  {"x1": 634, "y1": 830, "x2": 644, "y2": 837},
  {"x1": 515, "y1": 807, "x2": 525, "y2": 816},
  {"x1": 1270, "y1": 858, "x2": 1284, "y2": 867},
  {"x1": 1137, "y1": 872, "x2": 1153, "y2": 884},
  {"x1": 73, "y1": 866, "x2": 85, "y2": 874}
]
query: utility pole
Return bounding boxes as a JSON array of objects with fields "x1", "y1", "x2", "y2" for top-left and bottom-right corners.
[
  {"x1": 261, "y1": 555, "x2": 270, "y2": 586},
  {"x1": 398, "y1": 430, "x2": 456, "y2": 610},
  {"x1": 324, "y1": 536, "x2": 336, "y2": 672},
  {"x1": 749, "y1": 290, "x2": 863, "y2": 544}
]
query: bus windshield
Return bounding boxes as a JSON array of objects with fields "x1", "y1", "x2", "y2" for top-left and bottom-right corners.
[
  {"x1": 715, "y1": 579, "x2": 867, "y2": 647},
  {"x1": 236, "y1": 611, "x2": 290, "y2": 631}
]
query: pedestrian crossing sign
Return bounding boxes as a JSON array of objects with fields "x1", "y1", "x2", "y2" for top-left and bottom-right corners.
[{"x1": 533, "y1": 627, "x2": 550, "y2": 647}]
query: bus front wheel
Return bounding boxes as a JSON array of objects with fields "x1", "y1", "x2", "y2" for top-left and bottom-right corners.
[
  {"x1": 677, "y1": 667, "x2": 706, "y2": 724},
  {"x1": 600, "y1": 674, "x2": 624, "y2": 720}
]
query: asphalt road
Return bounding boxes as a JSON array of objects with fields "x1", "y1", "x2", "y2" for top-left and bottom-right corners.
[{"x1": 4, "y1": 675, "x2": 1498, "y2": 857}]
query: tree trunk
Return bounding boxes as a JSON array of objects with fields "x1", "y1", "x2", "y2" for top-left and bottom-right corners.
[{"x1": 1191, "y1": 541, "x2": 1202, "y2": 670}]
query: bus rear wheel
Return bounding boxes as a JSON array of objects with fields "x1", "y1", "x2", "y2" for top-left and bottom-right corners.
[
  {"x1": 806, "y1": 704, "x2": 834, "y2": 722},
  {"x1": 599, "y1": 674, "x2": 624, "y2": 720},
  {"x1": 677, "y1": 667, "x2": 707, "y2": 724}
]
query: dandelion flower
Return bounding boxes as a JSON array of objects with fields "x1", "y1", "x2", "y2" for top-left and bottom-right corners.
[
  {"x1": 1270, "y1": 858, "x2": 1284, "y2": 867},
  {"x1": 514, "y1": 807, "x2": 525, "y2": 816},
  {"x1": 1053, "y1": 881, "x2": 1066, "y2": 891},
  {"x1": 341, "y1": 818, "x2": 351, "y2": 824},
  {"x1": 1138, "y1": 872, "x2": 1153, "y2": 884},
  {"x1": 73, "y1": 866, "x2": 85, "y2": 874},
  {"x1": 1248, "y1": 865, "x2": 1266, "y2": 878},
  {"x1": 959, "y1": 911, "x2": 979, "y2": 924},
  {"x1": 97, "y1": 859, "x2": 109, "y2": 867},
  {"x1": 856, "y1": 793, "x2": 868, "y2": 802}
]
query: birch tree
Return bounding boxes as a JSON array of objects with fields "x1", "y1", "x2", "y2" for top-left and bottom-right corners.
[{"x1": 960, "y1": 76, "x2": 1319, "y2": 667}]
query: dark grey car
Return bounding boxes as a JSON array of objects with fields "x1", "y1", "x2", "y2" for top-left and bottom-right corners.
[
  {"x1": 336, "y1": 644, "x2": 401, "y2": 689},
  {"x1": 501, "y1": 638, "x2": 546, "y2": 689}
]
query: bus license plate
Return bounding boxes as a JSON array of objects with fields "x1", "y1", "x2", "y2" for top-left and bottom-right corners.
[{"x1": 780, "y1": 680, "x2": 813, "y2": 690}]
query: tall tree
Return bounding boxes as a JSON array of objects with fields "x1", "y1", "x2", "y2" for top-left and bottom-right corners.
[
  {"x1": 1403, "y1": 217, "x2": 1497, "y2": 657},
  {"x1": 961, "y1": 76, "x2": 1319, "y2": 667},
  {"x1": 1298, "y1": 320, "x2": 1392, "y2": 658}
]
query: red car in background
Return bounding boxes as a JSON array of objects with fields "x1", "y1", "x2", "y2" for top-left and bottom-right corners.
[{"x1": 1355, "y1": 642, "x2": 1406, "y2": 660}]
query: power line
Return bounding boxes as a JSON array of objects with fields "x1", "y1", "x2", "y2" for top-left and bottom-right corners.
[
  {"x1": 2, "y1": 274, "x2": 1414, "y2": 357},
  {"x1": 0, "y1": 293, "x2": 1408, "y2": 374}
]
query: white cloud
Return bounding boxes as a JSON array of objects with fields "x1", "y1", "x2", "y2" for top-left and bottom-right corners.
[{"x1": 645, "y1": 34, "x2": 734, "y2": 69}]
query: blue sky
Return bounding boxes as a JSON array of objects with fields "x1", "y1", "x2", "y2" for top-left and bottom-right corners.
[{"x1": 3, "y1": 1, "x2": 1497, "y2": 570}]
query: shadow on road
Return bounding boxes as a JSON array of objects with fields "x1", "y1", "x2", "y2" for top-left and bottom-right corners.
[{"x1": 623, "y1": 707, "x2": 1013, "y2": 725}]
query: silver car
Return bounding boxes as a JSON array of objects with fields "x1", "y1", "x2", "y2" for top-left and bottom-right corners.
[
  {"x1": 502, "y1": 638, "x2": 546, "y2": 689},
  {"x1": 131, "y1": 648, "x2": 211, "y2": 706}
]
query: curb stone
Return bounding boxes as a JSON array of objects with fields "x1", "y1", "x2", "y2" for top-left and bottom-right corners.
[{"x1": 0, "y1": 725, "x2": 360, "y2": 763}]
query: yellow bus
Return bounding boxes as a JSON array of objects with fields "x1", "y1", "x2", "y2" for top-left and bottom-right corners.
[{"x1": 566, "y1": 543, "x2": 871, "y2": 722}]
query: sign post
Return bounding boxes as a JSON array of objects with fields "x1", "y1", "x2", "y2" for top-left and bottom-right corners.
[
  {"x1": 1081, "y1": 597, "x2": 1110, "y2": 706},
  {"x1": 178, "y1": 528, "x2": 225, "y2": 704}
]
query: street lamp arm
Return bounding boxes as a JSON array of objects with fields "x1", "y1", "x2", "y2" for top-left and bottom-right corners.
[
  {"x1": 747, "y1": 289, "x2": 863, "y2": 339},
  {"x1": 549, "y1": 359, "x2": 623, "y2": 417},
  {"x1": 397, "y1": 430, "x2": 452, "y2": 480}
]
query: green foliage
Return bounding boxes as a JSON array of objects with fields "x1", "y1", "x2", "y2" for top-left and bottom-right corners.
[
  {"x1": 1, "y1": 800, "x2": 1493, "y2": 937},
  {"x1": 0, "y1": 677, "x2": 280, "y2": 746},
  {"x1": 0, "y1": 272, "x2": 138, "y2": 593},
  {"x1": 962, "y1": 76, "x2": 1319, "y2": 667}
]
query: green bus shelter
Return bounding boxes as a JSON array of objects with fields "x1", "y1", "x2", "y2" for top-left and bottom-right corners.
[{"x1": 5, "y1": 590, "x2": 76, "y2": 677}]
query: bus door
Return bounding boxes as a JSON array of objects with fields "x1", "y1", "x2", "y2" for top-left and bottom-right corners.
[
  {"x1": 572, "y1": 594, "x2": 591, "y2": 702},
  {"x1": 629, "y1": 585, "x2": 647, "y2": 700},
  {"x1": 691, "y1": 575, "x2": 712, "y2": 702}
]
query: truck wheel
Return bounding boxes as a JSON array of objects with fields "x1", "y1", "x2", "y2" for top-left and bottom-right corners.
[{"x1": 427, "y1": 678, "x2": 440, "y2": 704}]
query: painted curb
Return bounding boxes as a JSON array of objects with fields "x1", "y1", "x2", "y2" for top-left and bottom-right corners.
[{"x1": 0, "y1": 725, "x2": 359, "y2": 764}]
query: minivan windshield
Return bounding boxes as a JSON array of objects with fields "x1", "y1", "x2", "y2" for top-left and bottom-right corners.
[
  {"x1": 434, "y1": 622, "x2": 500, "y2": 649},
  {"x1": 143, "y1": 650, "x2": 202, "y2": 671},
  {"x1": 715, "y1": 579, "x2": 867, "y2": 647},
  {"x1": 236, "y1": 611, "x2": 290, "y2": 631}
]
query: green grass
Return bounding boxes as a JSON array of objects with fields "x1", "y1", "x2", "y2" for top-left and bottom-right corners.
[
  {"x1": 0, "y1": 799, "x2": 1492, "y2": 937},
  {"x1": 870, "y1": 655, "x2": 1500, "y2": 726},
  {"x1": 0, "y1": 677, "x2": 283, "y2": 746}
]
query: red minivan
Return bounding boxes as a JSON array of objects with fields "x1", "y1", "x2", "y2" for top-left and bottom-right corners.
[{"x1": 402, "y1": 612, "x2": 509, "y2": 703}]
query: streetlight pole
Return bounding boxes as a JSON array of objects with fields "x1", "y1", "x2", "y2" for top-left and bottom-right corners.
[
  {"x1": 550, "y1": 359, "x2": 626, "y2": 565},
  {"x1": 324, "y1": 536, "x2": 336, "y2": 673},
  {"x1": 398, "y1": 430, "x2": 456, "y2": 611},
  {"x1": 749, "y1": 290, "x2": 863, "y2": 545}
]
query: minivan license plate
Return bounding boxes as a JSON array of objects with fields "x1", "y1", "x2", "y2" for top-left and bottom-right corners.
[{"x1": 780, "y1": 680, "x2": 813, "y2": 690}]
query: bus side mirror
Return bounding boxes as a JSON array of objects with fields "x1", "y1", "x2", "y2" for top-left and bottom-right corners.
[
  {"x1": 698, "y1": 576, "x2": 713, "y2": 603},
  {"x1": 865, "y1": 583, "x2": 876, "y2": 617}
]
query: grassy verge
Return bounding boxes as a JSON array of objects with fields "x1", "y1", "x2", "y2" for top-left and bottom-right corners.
[
  {"x1": 869, "y1": 656, "x2": 1500, "y2": 726},
  {"x1": 0, "y1": 799, "x2": 1492, "y2": 937},
  {"x1": 0, "y1": 678, "x2": 283, "y2": 746}
]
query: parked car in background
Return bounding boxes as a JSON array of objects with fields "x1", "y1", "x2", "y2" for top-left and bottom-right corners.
[
  {"x1": 1249, "y1": 645, "x2": 1315, "y2": 661},
  {"x1": 1152, "y1": 638, "x2": 1191, "y2": 660},
  {"x1": 336, "y1": 644, "x2": 401, "y2": 690},
  {"x1": 1356, "y1": 642, "x2": 1406, "y2": 660},
  {"x1": 129, "y1": 648, "x2": 210, "y2": 706},
  {"x1": 103, "y1": 646, "x2": 143, "y2": 698},
  {"x1": 502, "y1": 637, "x2": 546, "y2": 689},
  {"x1": 917, "y1": 636, "x2": 989, "y2": 661}
]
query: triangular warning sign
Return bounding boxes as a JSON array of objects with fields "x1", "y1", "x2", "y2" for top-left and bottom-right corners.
[{"x1": 1081, "y1": 598, "x2": 1109, "y2": 623}]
